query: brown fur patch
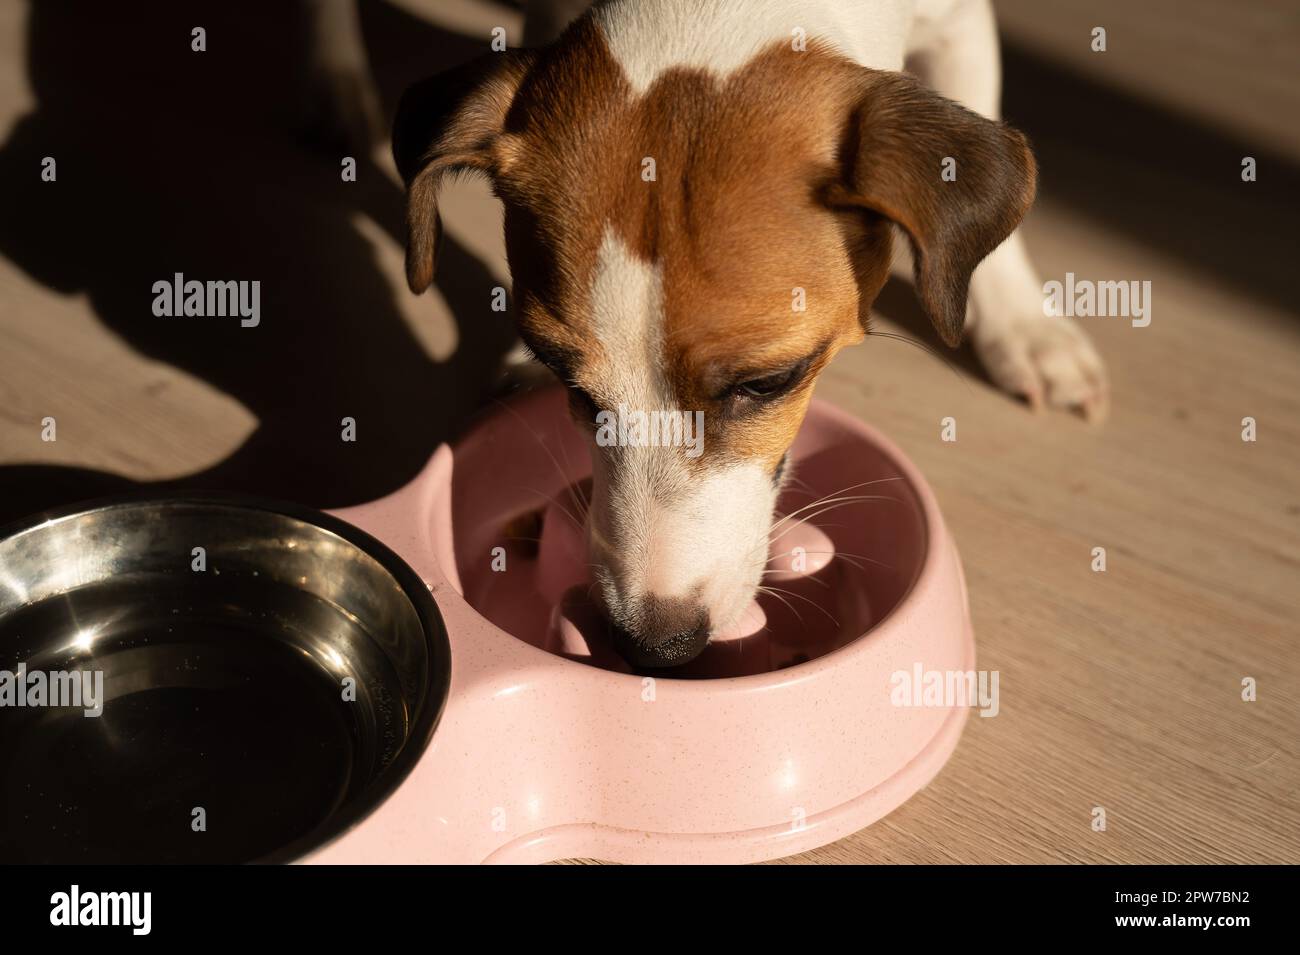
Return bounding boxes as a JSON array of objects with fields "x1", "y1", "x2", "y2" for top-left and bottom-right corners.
[
  {"x1": 495, "y1": 27, "x2": 877, "y2": 470},
  {"x1": 396, "y1": 19, "x2": 1036, "y2": 469}
]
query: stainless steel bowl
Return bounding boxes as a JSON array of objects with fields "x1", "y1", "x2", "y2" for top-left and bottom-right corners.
[{"x1": 0, "y1": 496, "x2": 450, "y2": 863}]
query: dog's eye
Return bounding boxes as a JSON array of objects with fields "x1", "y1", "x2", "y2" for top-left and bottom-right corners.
[{"x1": 735, "y1": 368, "x2": 799, "y2": 400}]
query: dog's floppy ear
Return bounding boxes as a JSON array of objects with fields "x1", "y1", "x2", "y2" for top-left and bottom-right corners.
[
  {"x1": 827, "y1": 70, "x2": 1037, "y2": 347},
  {"x1": 393, "y1": 51, "x2": 533, "y2": 294}
]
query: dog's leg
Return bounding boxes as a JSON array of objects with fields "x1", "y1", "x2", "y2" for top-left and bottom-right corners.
[{"x1": 907, "y1": 0, "x2": 1107, "y2": 419}]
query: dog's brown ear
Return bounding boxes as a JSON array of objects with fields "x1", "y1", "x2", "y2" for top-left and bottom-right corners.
[
  {"x1": 393, "y1": 51, "x2": 533, "y2": 294},
  {"x1": 827, "y1": 69, "x2": 1036, "y2": 347}
]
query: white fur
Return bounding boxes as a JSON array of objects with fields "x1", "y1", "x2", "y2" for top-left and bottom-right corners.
[
  {"x1": 592, "y1": 0, "x2": 911, "y2": 90},
  {"x1": 588, "y1": 228, "x2": 665, "y2": 420},
  {"x1": 585, "y1": 230, "x2": 774, "y2": 631}
]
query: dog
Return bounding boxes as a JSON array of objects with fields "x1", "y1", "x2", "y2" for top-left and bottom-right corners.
[{"x1": 388, "y1": 0, "x2": 1108, "y2": 667}]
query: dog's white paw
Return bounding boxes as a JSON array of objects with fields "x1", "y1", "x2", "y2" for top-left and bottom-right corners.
[{"x1": 973, "y1": 316, "x2": 1108, "y2": 422}]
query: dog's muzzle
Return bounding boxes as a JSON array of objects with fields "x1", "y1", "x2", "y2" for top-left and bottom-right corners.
[{"x1": 608, "y1": 595, "x2": 711, "y2": 668}]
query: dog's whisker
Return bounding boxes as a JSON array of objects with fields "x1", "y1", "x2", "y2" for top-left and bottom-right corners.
[
  {"x1": 489, "y1": 395, "x2": 591, "y2": 522},
  {"x1": 781, "y1": 474, "x2": 818, "y2": 495},
  {"x1": 767, "y1": 496, "x2": 902, "y2": 546},
  {"x1": 762, "y1": 568, "x2": 832, "y2": 589},
  {"x1": 764, "y1": 545, "x2": 804, "y2": 565},
  {"x1": 775, "y1": 476, "x2": 902, "y2": 513},
  {"x1": 763, "y1": 544, "x2": 881, "y2": 567},
  {"x1": 769, "y1": 478, "x2": 903, "y2": 532},
  {"x1": 739, "y1": 488, "x2": 900, "y2": 566},
  {"x1": 549, "y1": 417, "x2": 593, "y2": 517},
  {"x1": 761, "y1": 547, "x2": 838, "y2": 585},
  {"x1": 760, "y1": 584, "x2": 840, "y2": 628},
  {"x1": 824, "y1": 550, "x2": 894, "y2": 572},
  {"x1": 763, "y1": 544, "x2": 892, "y2": 582},
  {"x1": 755, "y1": 585, "x2": 805, "y2": 626},
  {"x1": 867, "y1": 329, "x2": 974, "y2": 394},
  {"x1": 519, "y1": 485, "x2": 586, "y2": 531}
]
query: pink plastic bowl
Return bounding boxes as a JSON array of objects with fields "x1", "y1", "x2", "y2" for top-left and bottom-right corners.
[{"x1": 309, "y1": 387, "x2": 974, "y2": 864}]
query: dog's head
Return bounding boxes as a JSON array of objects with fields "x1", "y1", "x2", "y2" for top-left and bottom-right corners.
[{"x1": 395, "y1": 20, "x2": 1034, "y2": 666}]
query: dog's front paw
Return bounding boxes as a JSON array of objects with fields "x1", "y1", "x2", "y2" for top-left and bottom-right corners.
[{"x1": 973, "y1": 316, "x2": 1108, "y2": 422}]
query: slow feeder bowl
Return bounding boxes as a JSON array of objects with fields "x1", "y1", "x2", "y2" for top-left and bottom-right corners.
[
  {"x1": 0, "y1": 387, "x2": 973, "y2": 864},
  {"x1": 315, "y1": 386, "x2": 974, "y2": 863}
]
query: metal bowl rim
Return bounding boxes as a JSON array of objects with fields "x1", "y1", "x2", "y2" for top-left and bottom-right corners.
[{"x1": 0, "y1": 490, "x2": 452, "y2": 865}]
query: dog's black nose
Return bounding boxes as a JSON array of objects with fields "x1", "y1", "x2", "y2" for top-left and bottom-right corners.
[{"x1": 610, "y1": 596, "x2": 711, "y2": 668}]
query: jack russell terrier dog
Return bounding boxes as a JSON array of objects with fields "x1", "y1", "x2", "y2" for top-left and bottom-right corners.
[{"x1": 387, "y1": 0, "x2": 1107, "y2": 666}]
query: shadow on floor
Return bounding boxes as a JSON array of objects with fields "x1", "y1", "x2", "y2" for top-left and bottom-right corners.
[
  {"x1": 999, "y1": 40, "x2": 1298, "y2": 320},
  {"x1": 0, "y1": 1, "x2": 519, "y2": 525}
]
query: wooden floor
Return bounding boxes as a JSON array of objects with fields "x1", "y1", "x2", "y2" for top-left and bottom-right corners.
[
  {"x1": 785, "y1": 207, "x2": 1300, "y2": 863},
  {"x1": 0, "y1": 0, "x2": 1296, "y2": 864}
]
